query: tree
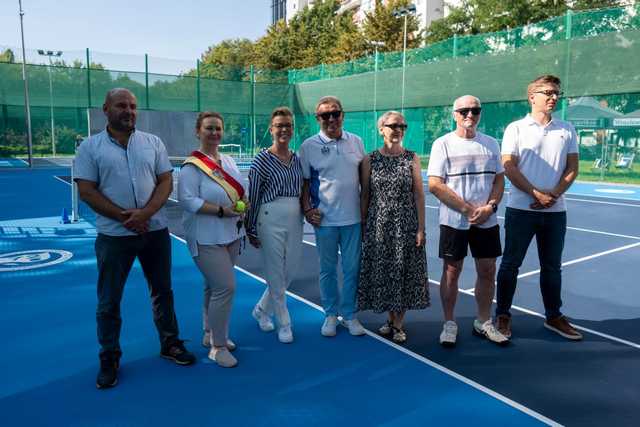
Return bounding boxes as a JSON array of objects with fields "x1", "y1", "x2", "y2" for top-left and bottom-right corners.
[
  {"x1": 0, "y1": 49, "x2": 15, "y2": 63},
  {"x1": 200, "y1": 38, "x2": 255, "y2": 80},
  {"x1": 425, "y1": 0, "x2": 627, "y2": 44},
  {"x1": 363, "y1": 0, "x2": 423, "y2": 52},
  {"x1": 252, "y1": 0, "x2": 359, "y2": 70}
]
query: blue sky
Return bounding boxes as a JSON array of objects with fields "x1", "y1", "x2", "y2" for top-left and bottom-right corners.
[{"x1": 0, "y1": 0, "x2": 271, "y2": 72}]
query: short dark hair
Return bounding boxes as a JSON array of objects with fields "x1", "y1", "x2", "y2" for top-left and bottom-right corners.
[
  {"x1": 270, "y1": 106, "x2": 293, "y2": 124},
  {"x1": 195, "y1": 111, "x2": 224, "y2": 130}
]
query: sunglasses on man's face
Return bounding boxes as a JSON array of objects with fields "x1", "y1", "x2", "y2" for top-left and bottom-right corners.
[
  {"x1": 384, "y1": 123, "x2": 408, "y2": 131},
  {"x1": 534, "y1": 90, "x2": 563, "y2": 98},
  {"x1": 455, "y1": 107, "x2": 482, "y2": 116},
  {"x1": 316, "y1": 110, "x2": 342, "y2": 120}
]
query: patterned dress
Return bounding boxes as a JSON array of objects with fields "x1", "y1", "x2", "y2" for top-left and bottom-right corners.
[{"x1": 358, "y1": 149, "x2": 429, "y2": 313}]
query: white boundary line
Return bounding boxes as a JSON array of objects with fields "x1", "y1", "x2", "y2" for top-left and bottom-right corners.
[
  {"x1": 564, "y1": 197, "x2": 640, "y2": 208},
  {"x1": 425, "y1": 204, "x2": 640, "y2": 240},
  {"x1": 301, "y1": 239, "x2": 640, "y2": 350},
  {"x1": 231, "y1": 264, "x2": 559, "y2": 426},
  {"x1": 52, "y1": 175, "x2": 70, "y2": 186},
  {"x1": 516, "y1": 242, "x2": 640, "y2": 279},
  {"x1": 168, "y1": 232, "x2": 558, "y2": 425}
]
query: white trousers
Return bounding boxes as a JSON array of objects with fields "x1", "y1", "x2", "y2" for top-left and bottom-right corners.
[{"x1": 256, "y1": 197, "x2": 303, "y2": 328}]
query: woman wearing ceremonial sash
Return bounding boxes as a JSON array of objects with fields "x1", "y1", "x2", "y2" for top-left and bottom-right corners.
[
  {"x1": 246, "y1": 107, "x2": 303, "y2": 344},
  {"x1": 178, "y1": 111, "x2": 247, "y2": 368}
]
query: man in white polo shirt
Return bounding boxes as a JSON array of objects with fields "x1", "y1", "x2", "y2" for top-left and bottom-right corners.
[
  {"x1": 75, "y1": 88, "x2": 195, "y2": 390},
  {"x1": 496, "y1": 75, "x2": 582, "y2": 341},
  {"x1": 428, "y1": 95, "x2": 509, "y2": 348},
  {"x1": 299, "y1": 96, "x2": 366, "y2": 337}
]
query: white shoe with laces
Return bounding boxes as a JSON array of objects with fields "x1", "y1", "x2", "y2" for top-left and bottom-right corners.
[
  {"x1": 473, "y1": 319, "x2": 509, "y2": 346},
  {"x1": 321, "y1": 316, "x2": 338, "y2": 337},
  {"x1": 439, "y1": 320, "x2": 458, "y2": 347},
  {"x1": 343, "y1": 318, "x2": 366, "y2": 336},
  {"x1": 252, "y1": 306, "x2": 275, "y2": 332},
  {"x1": 208, "y1": 347, "x2": 237, "y2": 368}
]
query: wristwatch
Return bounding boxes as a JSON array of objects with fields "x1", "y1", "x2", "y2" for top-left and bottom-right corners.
[
  {"x1": 490, "y1": 203, "x2": 498, "y2": 213},
  {"x1": 217, "y1": 206, "x2": 224, "y2": 218}
]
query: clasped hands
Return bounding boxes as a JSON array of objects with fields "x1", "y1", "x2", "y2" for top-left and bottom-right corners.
[
  {"x1": 530, "y1": 188, "x2": 559, "y2": 210},
  {"x1": 462, "y1": 203, "x2": 494, "y2": 225}
]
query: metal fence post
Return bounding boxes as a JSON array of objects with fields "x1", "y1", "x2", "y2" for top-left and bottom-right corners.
[
  {"x1": 144, "y1": 53, "x2": 150, "y2": 109},
  {"x1": 196, "y1": 59, "x2": 201, "y2": 112}
]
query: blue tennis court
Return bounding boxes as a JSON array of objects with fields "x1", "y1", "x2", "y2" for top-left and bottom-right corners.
[{"x1": 1, "y1": 166, "x2": 639, "y2": 426}]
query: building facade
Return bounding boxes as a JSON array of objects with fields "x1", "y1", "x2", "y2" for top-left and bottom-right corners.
[{"x1": 272, "y1": 0, "x2": 288, "y2": 24}]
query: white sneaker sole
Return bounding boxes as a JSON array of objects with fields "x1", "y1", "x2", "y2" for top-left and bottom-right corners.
[{"x1": 472, "y1": 327, "x2": 510, "y2": 346}]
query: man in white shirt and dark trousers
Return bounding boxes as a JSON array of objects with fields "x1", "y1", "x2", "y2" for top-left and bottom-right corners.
[
  {"x1": 299, "y1": 96, "x2": 367, "y2": 337},
  {"x1": 496, "y1": 75, "x2": 582, "y2": 341},
  {"x1": 428, "y1": 95, "x2": 509, "y2": 347},
  {"x1": 75, "y1": 88, "x2": 195, "y2": 389}
]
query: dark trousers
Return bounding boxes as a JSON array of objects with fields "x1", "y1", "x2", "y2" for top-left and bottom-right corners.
[
  {"x1": 95, "y1": 228, "x2": 179, "y2": 360},
  {"x1": 496, "y1": 208, "x2": 567, "y2": 320}
]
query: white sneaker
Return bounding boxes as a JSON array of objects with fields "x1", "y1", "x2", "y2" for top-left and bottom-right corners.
[
  {"x1": 321, "y1": 316, "x2": 338, "y2": 337},
  {"x1": 439, "y1": 320, "x2": 458, "y2": 347},
  {"x1": 202, "y1": 331, "x2": 237, "y2": 351},
  {"x1": 343, "y1": 318, "x2": 366, "y2": 336},
  {"x1": 252, "y1": 305, "x2": 275, "y2": 332},
  {"x1": 473, "y1": 319, "x2": 509, "y2": 346},
  {"x1": 208, "y1": 347, "x2": 237, "y2": 368},
  {"x1": 278, "y1": 326, "x2": 294, "y2": 343}
]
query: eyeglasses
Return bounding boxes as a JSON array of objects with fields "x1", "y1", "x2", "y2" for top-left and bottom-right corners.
[
  {"x1": 383, "y1": 123, "x2": 408, "y2": 131},
  {"x1": 534, "y1": 90, "x2": 563, "y2": 98},
  {"x1": 316, "y1": 110, "x2": 342, "y2": 120},
  {"x1": 454, "y1": 107, "x2": 482, "y2": 116},
  {"x1": 272, "y1": 123, "x2": 293, "y2": 129}
]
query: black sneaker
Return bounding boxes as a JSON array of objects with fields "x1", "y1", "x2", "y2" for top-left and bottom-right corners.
[
  {"x1": 160, "y1": 340, "x2": 196, "y2": 365},
  {"x1": 96, "y1": 358, "x2": 118, "y2": 389}
]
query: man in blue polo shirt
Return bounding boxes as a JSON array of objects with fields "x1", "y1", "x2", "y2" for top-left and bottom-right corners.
[
  {"x1": 299, "y1": 96, "x2": 367, "y2": 337},
  {"x1": 75, "y1": 88, "x2": 195, "y2": 389}
]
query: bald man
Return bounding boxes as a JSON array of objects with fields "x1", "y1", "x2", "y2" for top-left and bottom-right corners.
[
  {"x1": 427, "y1": 95, "x2": 508, "y2": 348},
  {"x1": 75, "y1": 88, "x2": 195, "y2": 389}
]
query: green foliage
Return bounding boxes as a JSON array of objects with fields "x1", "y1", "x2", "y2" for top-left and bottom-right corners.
[
  {"x1": 0, "y1": 49, "x2": 15, "y2": 63},
  {"x1": 363, "y1": 0, "x2": 423, "y2": 52},
  {"x1": 426, "y1": 0, "x2": 627, "y2": 44},
  {"x1": 200, "y1": 38, "x2": 255, "y2": 80}
]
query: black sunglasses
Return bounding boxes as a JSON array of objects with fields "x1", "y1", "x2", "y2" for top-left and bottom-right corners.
[
  {"x1": 316, "y1": 110, "x2": 342, "y2": 120},
  {"x1": 384, "y1": 123, "x2": 408, "y2": 131},
  {"x1": 455, "y1": 107, "x2": 482, "y2": 116},
  {"x1": 534, "y1": 90, "x2": 564, "y2": 98}
]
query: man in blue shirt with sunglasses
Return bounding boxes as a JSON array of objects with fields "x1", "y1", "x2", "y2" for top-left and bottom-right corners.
[{"x1": 299, "y1": 96, "x2": 366, "y2": 338}]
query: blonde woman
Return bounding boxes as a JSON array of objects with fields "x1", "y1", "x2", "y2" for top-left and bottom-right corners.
[{"x1": 357, "y1": 111, "x2": 429, "y2": 343}]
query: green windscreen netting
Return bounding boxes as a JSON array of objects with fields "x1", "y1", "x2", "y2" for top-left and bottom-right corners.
[{"x1": 1, "y1": 5, "x2": 639, "y2": 182}]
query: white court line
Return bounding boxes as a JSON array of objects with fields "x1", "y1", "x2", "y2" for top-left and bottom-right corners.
[
  {"x1": 564, "y1": 197, "x2": 640, "y2": 208},
  {"x1": 52, "y1": 175, "x2": 70, "y2": 186},
  {"x1": 425, "y1": 204, "x2": 640, "y2": 240},
  {"x1": 230, "y1": 262, "x2": 559, "y2": 427},
  {"x1": 301, "y1": 239, "x2": 640, "y2": 350},
  {"x1": 169, "y1": 232, "x2": 557, "y2": 424},
  {"x1": 516, "y1": 242, "x2": 640, "y2": 279}
]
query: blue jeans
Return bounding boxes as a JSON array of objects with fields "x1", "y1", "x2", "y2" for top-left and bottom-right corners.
[
  {"x1": 496, "y1": 208, "x2": 567, "y2": 320},
  {"x1": 95, "y1": 228, "x2": 179, "y2": 361},
  {"x1": 314, "y1": 223, "x2": 361, "y2": 320}
]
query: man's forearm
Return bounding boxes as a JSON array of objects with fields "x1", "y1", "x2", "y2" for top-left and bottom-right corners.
[
  {"x1": 552, "y1": 161, "x2": 579, "y2": 196},
  {"x1": 486, "y1": 174, "x2": 505, "y2": 205},
  {"x1": 504, "y1": 166, "x2": 536, "y2": 196},
  {"x1": 80, "y1": 188, "x2": 125, "y2": 222},
  {"x1": 141, "y1": 175, "x2": 172, "y2": 217},
  {"x1": 301, "y1": 180, "x2": 312, "y2": 211},
  {"x1": 431, "y1": 183, "x2": 472, "y2": 214}
]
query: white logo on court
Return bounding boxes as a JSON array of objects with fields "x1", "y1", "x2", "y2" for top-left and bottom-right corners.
[{"x1": 0, "y1": 249, "x2": 73, "y2": 272}]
